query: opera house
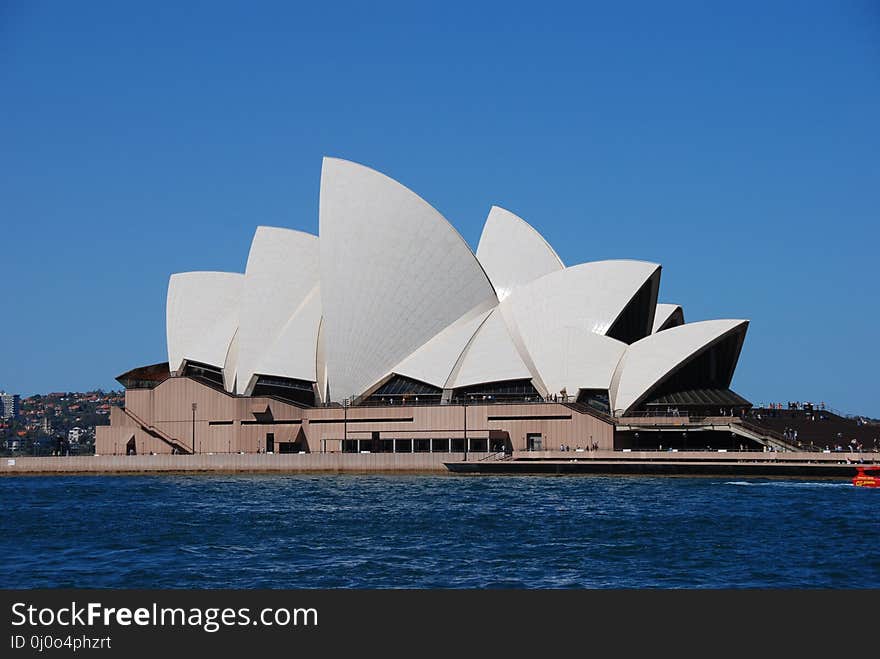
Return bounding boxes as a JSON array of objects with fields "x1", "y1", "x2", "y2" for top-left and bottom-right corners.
[{"x1": 96, "y1": 158, "x2": 755, "y2": 457}]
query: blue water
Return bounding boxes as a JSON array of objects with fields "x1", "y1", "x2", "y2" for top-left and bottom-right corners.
[{"x1": 2, "y1": 475, "x2": 878, "y2": 588}]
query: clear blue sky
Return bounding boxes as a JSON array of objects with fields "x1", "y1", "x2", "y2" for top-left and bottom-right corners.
[{"x1": 1, "y1": 1, "x2": 878, "y2": 415}]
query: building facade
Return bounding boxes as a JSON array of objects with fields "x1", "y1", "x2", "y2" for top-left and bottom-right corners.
[
  {"x1": 0, "y1": 392, "x2": 20, "y2": 421},
  {"x1": 97, "y1": 373, "x2": 613, "y2": 456}
]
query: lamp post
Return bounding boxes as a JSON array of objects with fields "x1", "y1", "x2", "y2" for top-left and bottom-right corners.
[
  {"x1": 463, "y1": 398, "x2": 468, "y2": 462},
  {"x1": 191, "y1": 402, "x2": 197, "y2": 454},
  {"x1": 343, "y1": 398, "x2": 349, "y2": 452}
]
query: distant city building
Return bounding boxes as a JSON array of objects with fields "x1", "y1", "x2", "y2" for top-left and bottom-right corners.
[
  {"x1": 68, "y1": 427, "x2": 85, "y2": 443},
  {"x1": 0, "y1": 392, "x2": 20, "y2": 420},
  {"x1": 41, "y1": 417, "x2": 52, "y2": 435}
]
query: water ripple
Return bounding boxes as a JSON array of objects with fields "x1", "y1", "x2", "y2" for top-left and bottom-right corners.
[{"x1": 1, "y1": 474, "x2": 878, "y2": 588}]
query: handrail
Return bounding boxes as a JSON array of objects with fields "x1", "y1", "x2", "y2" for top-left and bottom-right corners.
[
  {"x1": 752, "y1": 404, "x2": 873, "y2": 422},
  {"x1": 559, "y1": 400, "x2": 616, "y2": 424},
  {"x1": 478, "y1": 451, "x2": 510, "y2": 462},
  {"x1": 321, "y1": 397, "x2": 576, "y2": 409},
  {"x1": 737, "y1": 417, "x2": 785, "y2": 441},
  {"x1": 618, "y1": 410, "x2": 690, "y2": 419}
]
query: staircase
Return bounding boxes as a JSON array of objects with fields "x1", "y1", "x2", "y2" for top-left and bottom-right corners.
[
  {"x1": 727, "y1": 418, "x2": 805, "y2": 452},
  {"x1": 478, "y1": 451, "x2": 513, "y2": 462},
  {"x1": 121, "y1": 407, "x2": 192, "y2": 454},
  {"x1": 745, "y1": 408, "x2": 879, "y2": 452},
  {"x1": 616, "y1": 414, "x2": 805, "y2": 452},
  {"x1": 561, "y1": 400, "x2": 615, "y2": 423}
]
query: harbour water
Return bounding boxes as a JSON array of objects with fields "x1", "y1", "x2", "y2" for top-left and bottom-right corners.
[{"x1": 2, "y1": 474, "x2": 878, "y2": 588}]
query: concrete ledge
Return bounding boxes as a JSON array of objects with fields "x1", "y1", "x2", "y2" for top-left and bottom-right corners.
[
  {"x1": 0, "y1": 453, "x2": 463, "y2": 475},
  {"x1": 448, "y1": 453, "x2": 876, "y2": 477}
]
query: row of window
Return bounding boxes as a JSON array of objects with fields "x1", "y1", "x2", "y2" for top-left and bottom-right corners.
[{"x1": 340, "y1": 438, "x2": 507, "y2": 453}]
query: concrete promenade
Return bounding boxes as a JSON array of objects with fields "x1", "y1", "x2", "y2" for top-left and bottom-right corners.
[
  {"x1": 0, "y1": 452, "x2": 457, "y2": 474},
  {"x1": 1, "y1": 449, "x2": 876, "y2": 476},
  {"x1": 449, "y1": 449, "x2": 879, "y2": 477}
]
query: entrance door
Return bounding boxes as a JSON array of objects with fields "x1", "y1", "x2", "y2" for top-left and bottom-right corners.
[
  {"x1": 526, "y1": 433, "x2": 542, "y2": 451},
  {"x1": 489, "y1": 431, "x2": 510, "y2": 453},
  {"x1": 126, "y1": 437, "x2": 137, "y2": 455},
  {"x1": 266, "y1": 433, "x2": 275, "y2": 454}
]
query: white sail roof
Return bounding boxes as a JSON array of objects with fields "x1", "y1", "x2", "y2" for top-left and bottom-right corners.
[
  {"x1": 236, "y1": 226, "x2": 320, "y2": 394},
  {"x1": 166, "y1": 271, "x2": 242, "y2": 374},
  {"x1": 652, "y1": 303, "x2": 684, "y2": 333},
  {"x1": 387, "y1": 301, "x2": 495, "y2": 388},
  {"x1": 162, "y1": 157, "x2": 750, "y2": 413},
  {"x1": 319, "y1": 157, "x2": 498, "y2": 400},
  {"x1": 611, "y1": 319, "x2": 749, "y2": 414},
  {"x1": 248, "y1": 284, "x2": 322, "y2": 393},
  {"x1": 476, "y1": 206, "x2": 564, "y2": 301},
  {"x1": 501, "y1": 260, "x2": 661, "y2": 338},
  {"x1": 519, "y1": 325, "x2": 627, "y2": 398},
  {"x1": 222, "y1": 328, "x2": 239, "y2": 393},
  {"x1": 449, "y1": 308, "x2": 533, "y2": 389},
  {"x1": 315, "y1": 318, "x2": 328, "y2": 404}
]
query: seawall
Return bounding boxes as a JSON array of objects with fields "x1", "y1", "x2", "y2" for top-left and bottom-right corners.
[{"x1": 1, "y1": 450, "x2": 876, "y2": 477}]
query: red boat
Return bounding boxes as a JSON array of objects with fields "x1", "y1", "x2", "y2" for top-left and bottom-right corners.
[{"x1": 852, "y1": 466, "x2": 880, "y2": 487}]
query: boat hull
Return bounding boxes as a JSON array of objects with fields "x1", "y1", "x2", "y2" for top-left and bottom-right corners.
[{"x1": 852, "y1": 467, "x2": 880, "y2": 487}]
